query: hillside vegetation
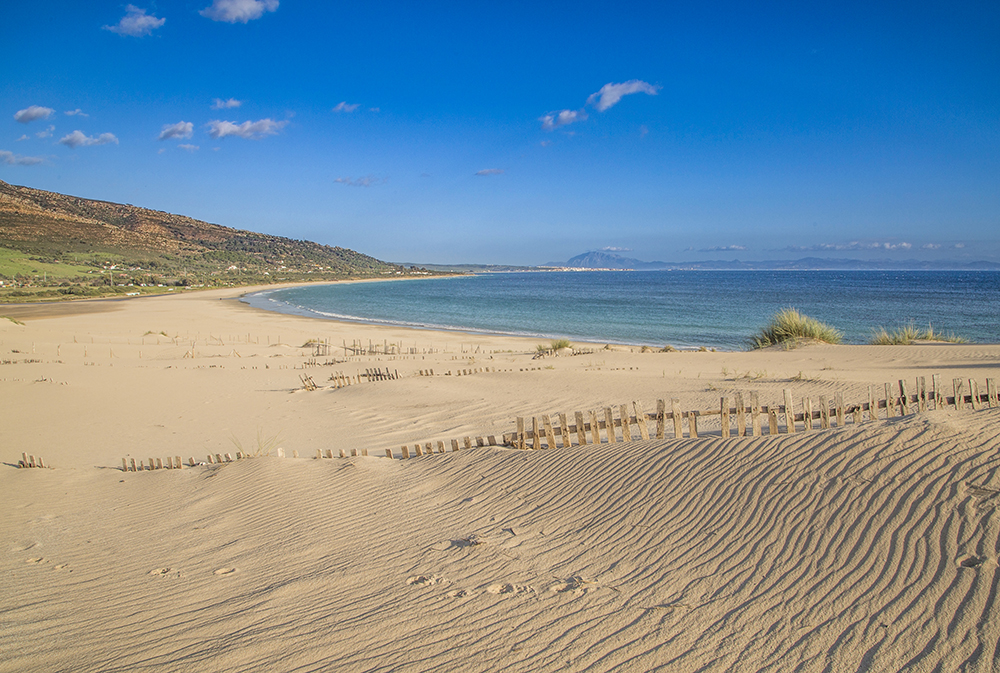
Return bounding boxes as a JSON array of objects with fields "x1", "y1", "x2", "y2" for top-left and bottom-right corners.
[{"x1": 0, "y1": 180, "x2": 428, "y2": 301}]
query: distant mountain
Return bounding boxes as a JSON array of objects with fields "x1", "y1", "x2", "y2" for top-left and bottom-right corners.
[
  {"x1": 553, "y1": 251, "x2": 1000, "y2": 271},
  {"x1": 0, "y1": 180, "x2": 404, "y2": 286}
]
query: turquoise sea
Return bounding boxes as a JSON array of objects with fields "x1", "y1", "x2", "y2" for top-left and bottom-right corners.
[{"x1": 242, "y1": 270, "x2": 1000, "y2": 350}]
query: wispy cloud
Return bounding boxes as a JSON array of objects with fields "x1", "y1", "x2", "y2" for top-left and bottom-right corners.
[
  {"x1": 200, "y1": 0, "x2": 278, "y2": 23},
  {"x1": 64, "y1": 109, "x2": 88, "y2": 117},
  {"x1": 58, "y1": 130, "x2": 119, "y2": 149},
  {"x1": 158, "y1": 121, "x2": 194, "y2": 141},
  {"x1": 779, "y1": 241, "x2": 914, "y2": 252},
  {"x1": 211, "y1": 98, "x2": 242, "y2": 109},
  {"x1": 601, "y1": 246, "x2": 632, "y2": 252},
  {"x1": 921, "y1": 243, "x2": 941, "y2": 250},
  {"x1": 103, "y1": 5, "x2": 165, "y2": 37},
  {"x1": 0, "y1": 150, "x2": 45, "y2": 166},
  {"x1": 178, "y1": 144, "x2": 200, "y2": 152},
  {"x1": 700, "y1": 244, "x2": 748, "y2": 252},
  {"x1": 14, "y1": 106, "x2": 54, "y2": 123},
  {"x1": 332, "y1": 102, "x2": 361, "y2": 113},
  {"x1": 334, "y1": 175, "x2": 386, "y2": 187},
  {"x1": 16, "y1": 135, "x2": 29, "y2": 142},
  {"x1": 586, "y1": 80, "x2": 660, "y2": 112},
  {"x1": 475, "y1": 168, "x2": 504, "y2": 176},
  {"x1": 36, "y1": 125, "x2": 55, "y2": 139},
  {"x1": 206, "y1": 118, "x2": 286, "y2": 139},
  {"x1": 539, "y1": 109, "x2": 586, "y2": 131}
]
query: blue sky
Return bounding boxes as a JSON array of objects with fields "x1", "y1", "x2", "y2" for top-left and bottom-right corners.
[{"x1": 2, "y1": 1, "x2": 998, "y2": 265}]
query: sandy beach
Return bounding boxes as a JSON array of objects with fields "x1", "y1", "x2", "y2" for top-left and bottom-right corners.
[{"x1": 2, "y1": 284, "x2": 999, "y2": 672}]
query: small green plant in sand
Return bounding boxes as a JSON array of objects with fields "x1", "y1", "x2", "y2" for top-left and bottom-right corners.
[
  {"x1": 538, "y1": 339, "x2": 572, "y2": 353},
  {"x1": 143, "y1": 330, "x2": 169, "y2": 337},
  {"x1": 230, "y1": 428, "x2": 283, "y2": 457},
  {"x1": 2, "y1": 316, "x2": 25, "y2": 325},
  {"x1": 749, "y1": 308, "x2": 843, "y2": 349},
  {"x1": 869, "y1": 322, "x2": 967, "y2": 345}
]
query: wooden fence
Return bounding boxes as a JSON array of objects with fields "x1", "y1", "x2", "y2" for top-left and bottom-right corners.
[
  {"x1": 507, "y1": 375, "x2": 998, "y2": 450},
  {"x1": 112, "y1": 374, "x2": 996, "y2": 471}
]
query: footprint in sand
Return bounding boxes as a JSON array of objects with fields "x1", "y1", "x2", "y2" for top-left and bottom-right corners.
[
  {"x1": 959, "y1": 555, "x2": 985, "y2": 569},
  {"x1": 26, "y1": 557, "x2": 45, "y2": 564},
  {"x1": 486, "y1": 583, "x2": 534, "y2": 596},
  {"x1": 53, "y1": 564, "x2": 69, "y2": 570},
  {"x1": 447, "y1": 589, "x2": 468, "y2": 598},
  {"x1": 406, "y1": 574, "x2": 444, "y2": 586},
  {"x1": 148, "y1": 567, "x2": 172, "y2": 576},
  {"x1": 549, "y1": 576, "x2": 588, "y2": 594},
  {"x1": 213, "y1": 567, "x2": 237, "y2": 575}
]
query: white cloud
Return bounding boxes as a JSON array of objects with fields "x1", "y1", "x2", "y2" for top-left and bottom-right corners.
[
  {"x1": 782, "y1": 241, "x2": 913, "y2": 252},
  {"x1": 16, "y1": 135, "x2": 29, "y2": 142},
  {"x1": 206, "y1": 118, "x2": 287, "y2": 139},
  {"x1": 475, "y1": 168, "x2": 504, "y2": 176},
  {"x1": 954, "y1": 243, "x2": 965, "y2": 249},
  {"x1": 200, "y1": 0, "x2": 278, "y2": 23},
  {"x1": 539, "y1": 109, "x2": 586, "y2": 131},
  {"x1": 333, "y1": 102, "x2": 361, "y2": 113},
  {"x1": 58, "y1": 130, "x2": 119, "y2": 149},
  {"x1": 0, "y1": 150, "x2": 45, "y2": 166},
  {"x1": 157, "y1": 121, "x2": 194, "y2": 141},
  {"x1": 334, "y1": 175, "x2": 386, "y2": 187},
  {"x1": 103, "y1": 5, "x2": 166, "y2": 37},
  {"x1": 586, "y1": 80, "x2": 660, "y2": 112},
  {"x1": 601, "y1": 246, "x2": 632, "y2": 252},
  {"x1": 36, "y1": 125, "x2": 55, "y2": 139},
  {"x1": 921, "y1": 243, "x2": 941, "y2": 250},
  {"x1": 178, "y1": 144, "x2": 200, "y2": 152},
  {"x1": 211, "y1": 98, "x2": 242, "y2": 109},
  {"x1": 700, "y1": 245, "x2": 748, "y2": 252},
  {"x1": 65, "y1": 109, "x2": 89, "y2": 117},
  {"x1": 14, "y1": 105, "x2": 55, "y2": 123}
]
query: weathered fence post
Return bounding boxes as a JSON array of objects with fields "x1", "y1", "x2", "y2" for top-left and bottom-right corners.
[
  {"x1": 576, "y1": 411, "x2": 588, "y2": 445},
  {"x1": 783, "y1": 389, "x2": 796, "y2": 433},
  {"x1": 634, "y1": 401, "x2": 650, "y2": 440},
  {"x1": 542, "y1": 415, "x2": 556, "y2": 449},
  {"x1": 516, "y1": 417, "x2": 525, "y2": 450},
  {"x1": 954, "y1": 378, "x2": 965, "y2": 410},
  {"x1": 721, "y1": 397, "x2": 731, "y2": 439},
  {"x1": 672, "y1": 399, "x2": 684, "y2": 439},
  {"x1": 688, "y1": 411, "x2": 698, "y2": 438},
  {"x1": 656, "y1": 399, "x2": 666, "y2": 439},
  {"x1": 899, "y1": 380, "x2": 909, "y2": 415},
  {"x1": 532, "y1": 417, "x2": 541, "y2": 450},
  {"x1": 619, "y1": 405, "x2": 632, "y2": 441},
  {"x1": 750, "y1": 392, "x2": 761, "y2": 436},
  {"x1": 819, "y1": 395, "x2": 829, "y2": 429},
  {"x1": 803, "y1": 397, "x2": 813, "y2": 432},
  {"x1": 559, "y1": 413, "x2": 571, "y2": 448},
  {"x1": 736, "y1": 393, "x2": 746, "y2": 437},
  {"x1": 605, "y1": 407, "x2": 617, "y2": 443},
  {"x1": 590, "y1": 410, "x2": 602, "y2": 445}
]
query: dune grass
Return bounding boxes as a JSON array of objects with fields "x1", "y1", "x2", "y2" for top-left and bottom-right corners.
[
  {"x1": 749, "y1": 308, "x2": 843, "y2": 349},
  {"x1": 870, "y1": 322, "x2": 967, "y2": 345}
]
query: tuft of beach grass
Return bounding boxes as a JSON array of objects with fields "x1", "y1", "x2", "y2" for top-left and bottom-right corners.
[
  {"x1": 749, "y1": 308, "x2": 843, "y2": 349},
  {"x1": 870, "y1": 321, "x2": 967, "y2": 345}
]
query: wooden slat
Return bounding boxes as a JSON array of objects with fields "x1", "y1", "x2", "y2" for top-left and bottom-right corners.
[
  {"x1": 401, "y1": 445, "x2": 410, "y2": 459},
  {"x1": 426, "y1": 442, "x2": 434, "y2": 455},
  {"x1": 783, "y1": 389, "x2": 796, "y2": 433},
  {"x1": 819, "y1": 395, "x2": 829, "y2": 429},
  {"x1": 605, "y1": 407, "x2": 617, "y2": 443},
  {"x1": 954, "y1": 378, "x2": 965, "y2": 410},
  {"x1": 656, "y1": 399, "x2": 666, "y2": 439},
  {"x1": 885, "y1": 383, "x2": 895, "y2": 418},
  {"x1": 619, "y1": 405, "x2": 632, "y2": 441},
  {"x1": 736, "y1": 393, "x2": 746, "y2": 437},
  {"x1": 542, "y1": 414, "x2": 556, "y2": 449},
  {"x1": 488, "y1": 436, "x2": 497, "y2": 446},
  {"x1": 437, "y1": 440, "x2": 445, "y2": 454},
  {"x1": 720, "y1": 397, "x2": 731, "y2": 438},
  {"x1": 532, "y1": 417, "x2": 541, "y2": 450},
  {"x1": 122, "y1": 458, "x2": 128, "y2": 472},
  {"x1": 852, "y1": 403, "x2": 863, "y2": 425},
  {"x1": 385, "y1": 448, "x2": 393, "y2": 459},
  {"x1": 803, "y1": 397, "x2": 813, "y2": 432},
  {"x1": 559, "y1": 413, "x2": 571, "y2": 448},
  {"x1": 899, "y1": 380, "x2": 909, "y2": 415},
  {"x1": 634, "y1": 401, "x2": 650, "y2": 440},
  {"x1": 590, "y1": 410, "x2": 602, "y2": 445},
  {"x1": 988, "y1": 379, "x2": 998, "y2": 408},
  {"x1": 750, "y1": 392, "x2": 761, "y2": 436},
  {"x1": 576, "y1": 411, "x2": 588, "y2": 445},
  {"x1": 688, "y1": 412, "x2": 698, "y2": 438},
  {"x1": 464, "y1": 437, "x2": 473, "y2": 450},
  {"x1": 414, "y1": 444, "x2": 423, "y2": 457},
  {"x1": 451, "y1": 439, "x2": 460, "y2": 452},
  {"x1": 918, "y1": 377, "x2": 927, "y2": 413},
  {"x1": 835, "y1": 393, "x2": 845, "y2": 427},
  {"x1": 516, "y1": 417, "x2": 525, "y2": 450},
  {"x1": 932, "y1": 374, "x2": 942, "y2": 409},
  {"x1": 868, "y1": 385, "x2": 878, "y2": 421},
  {"x1": 970, "y1": 379, "x2": 980, "y2": 411},
  {"x1": 671, "y1": 399, "x2": 684, "y2": 438},
  {"x1": 768, "y1": 409, "x2": 778, "y2": 435}
]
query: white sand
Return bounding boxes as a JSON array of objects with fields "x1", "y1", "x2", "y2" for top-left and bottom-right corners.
[{"x1": 2, "y1": 285, "x2": 999, "y2": 672}]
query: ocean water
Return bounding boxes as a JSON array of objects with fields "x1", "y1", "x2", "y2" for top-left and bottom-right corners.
[{"x1": 242, "y1": 270, "x2": 1000, "y2": 350}]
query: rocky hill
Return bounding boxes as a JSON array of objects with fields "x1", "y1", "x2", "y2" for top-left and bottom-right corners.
[{"x1": 0, "y1": 180, "x2": 409, "y2": 298}]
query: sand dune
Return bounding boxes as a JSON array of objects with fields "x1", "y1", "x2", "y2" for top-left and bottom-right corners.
[{"x1": 2, "y1": 286, "x2": 999, "y2": 671}]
